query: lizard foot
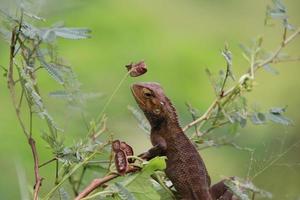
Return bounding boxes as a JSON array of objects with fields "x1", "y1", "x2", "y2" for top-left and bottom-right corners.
[{"x1": 210, "y1": 177, "x2": 236, "y2": 200}]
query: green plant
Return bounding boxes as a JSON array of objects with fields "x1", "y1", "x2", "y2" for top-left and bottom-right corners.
[{"x1": 0, "y1": 0, "x2": 299, "y2": 199}]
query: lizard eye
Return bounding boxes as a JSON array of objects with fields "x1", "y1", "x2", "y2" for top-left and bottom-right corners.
[{"x1": 142, "y1": 88, "x2": 152, "y2": 98}]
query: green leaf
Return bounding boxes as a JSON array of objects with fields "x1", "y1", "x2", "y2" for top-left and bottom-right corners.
[
  {"x1": 115, "y1": 183, "x2": 136, "y2": 200},
  {"x1": 269, "y1": 107, "x2": 286, "y2": 114},
  {"x1": 53, "y1": 27, "x2": 91, "y2": 40},
  {"x1": 251, "y1": 112, "x2": 266, "y2": 125},
  {"x1": 122, "y1": 157, "x2": 166, "y2": 200},
  {"x1": 21, "y1": 23, "x2": 41, "y2": 39},
  {"x1": 40, "y1": 29, "x2": 57, "y2": 43},
  {"x1": 49, "y1": 90, "x2": 70, "y2": 99},
  {"x1": 228, "y1": 122, "x2": 239, "y2": 135},
  {"x1": 267, "y1": 113, "x2": 291, "y2": 126},
  {"x1": 221, "y1": 45, "x2": 235, "y2": 81},
  {"x1": 263, "y1": 64, "x2": 279, "y2": 75},
  {"x1": 36, "y1": 49, "x2": 64, "y2": 84},
  {"x1": 23, "y1": 11, "x2": 45, "y2": 21},
  {"x1": 266, "y1": 107, "x2": 292, "y2": 126}
]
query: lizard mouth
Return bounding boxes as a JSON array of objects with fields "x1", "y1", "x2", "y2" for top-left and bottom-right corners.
[{"x1": 130, "y1": 84, "x2": 146, "y2": 106}]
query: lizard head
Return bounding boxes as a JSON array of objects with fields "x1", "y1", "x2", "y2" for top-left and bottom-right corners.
[{"x1": 131, "y1": 82, "x2": 178, "y2": 126}]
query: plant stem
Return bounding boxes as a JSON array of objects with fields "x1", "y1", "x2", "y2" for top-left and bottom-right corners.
[{"x1": 88, "y1": 71, "x2": 130, "y2": 138}]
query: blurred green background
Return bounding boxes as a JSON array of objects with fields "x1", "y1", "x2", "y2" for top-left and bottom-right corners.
[{"x1": 0, "y1": 0, "x2": 300, "y2": 199}]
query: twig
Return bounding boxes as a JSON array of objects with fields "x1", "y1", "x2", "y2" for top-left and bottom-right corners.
[
  {"x1": 75, "y1": 167, "x2": 140, "y2": 200},
  {"x1": 185, "y1": 102, "x2": 201, "y2": 137},
  {"x1": 183, "y1": 99, "x2": 218, "y2": 132},
  {"x1": 76, "y1": 167, "x2": 87, "y2": 192},
  {"x1": 69, "y1": 176, "x2": 79, "y2": 196},
  {"x1": 89, "y1": 71, "x2": 131, "y2": 138},
  {"x1": 39, "y1": 158, "x2": 57, "y2": 168},
  {"x1": 55, "y1": 159, "x2": 59, "y2": 185},
  {"x1": 256, "y1": 27, "x2": 300, "y2": 71},
  {"x1": 29, "y1": 138, "x2": 43, "y2": 200}
]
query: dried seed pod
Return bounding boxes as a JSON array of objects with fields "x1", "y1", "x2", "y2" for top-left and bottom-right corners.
[
  {"x1": 114, "y1": 150, "x2": 128, "y2": 175},
  {"x1": 112, "y1": 140, "x2": 121, "y2": 152},
  {"x1": 120, "y1": 142, "x2": 134, "y2": 163},
  {"x1": 126, "y1": 60, "x2": 147, "y2": 77}
]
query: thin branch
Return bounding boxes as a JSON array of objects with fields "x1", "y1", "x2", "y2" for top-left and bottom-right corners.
[
  {"x1": 183, "y1": 99, "x2": 218, "y2": 132},
  {"x1": 270, "y1": 57, "x2": 300, "y2": 64},
  {"x1": 256, "y1": 27, "x2": 300, "y2": 70},
  {"x1": 185, "y1": 102, "x2": 201, "y2": 137},
  {"x1": 39, "y1": 158, "x2": 57, "y2": 168},
  {"x1": 29, "y1": 138, "x2": 43, "y2": 200},
  {"x1": 76, "y1": 167, "x2": 87, "y2": 192},
  {"x1": 55, "y1": 159, "x2": 59, "y2": 185},
  {"x1": 69, "y1": 176, "x2": 79, "y2": 196},
  {"x1": 88, "y1": 71, "x2": 130, "y2": 138},
  {"x1": 75, "y1": 167, "x2": 140, "y2": 200}
]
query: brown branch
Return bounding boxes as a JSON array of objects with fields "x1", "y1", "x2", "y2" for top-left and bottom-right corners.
[
  {"x1": 29, "y1": 138, "x2": 43, "y2": 200},
  {"x1": 7, "y1": 23, "x2": 44, "y2": 200},
  {"x1": 183, "y1": 99, "x2": 218, "y2": 132},
  {"x1": 75, "y1": 167, "x2": 140, "y2": 200}
]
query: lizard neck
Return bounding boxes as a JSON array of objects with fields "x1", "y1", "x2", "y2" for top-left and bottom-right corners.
[{"x1": 150, "y1": 114, "x2": 183, "y2": 136}]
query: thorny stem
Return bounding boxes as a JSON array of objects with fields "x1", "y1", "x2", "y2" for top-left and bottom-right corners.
[{"x1": 183, "y1": 27, "x2": 300, "y2": 133}]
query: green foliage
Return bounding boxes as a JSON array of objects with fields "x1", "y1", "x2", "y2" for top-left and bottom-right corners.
[{"x1": 0, "y1": 0, "x2": 299, "y2": 199}]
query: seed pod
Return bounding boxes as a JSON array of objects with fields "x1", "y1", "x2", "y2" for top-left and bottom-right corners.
[
  {"x1": 112, "y1": 140, "x2": 121, "y2": 152},
  {"x1": 126, "y1": 60, "x2": 147, "y2": 77},
  {"x1": 120, "y1": 142, "x2": 134, "y2": 163},
  {"x1": 114, "y1": 150, "x2": 128, "y2": 175}
]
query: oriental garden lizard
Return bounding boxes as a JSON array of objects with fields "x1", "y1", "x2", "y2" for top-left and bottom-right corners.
[{"x1": 131, "y1": 82, "x2": 235, "y2": 200}]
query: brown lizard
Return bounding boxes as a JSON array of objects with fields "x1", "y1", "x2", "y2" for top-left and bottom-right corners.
[{"x1": 131, "y1": 82, "x2": 234, "y2": 200}]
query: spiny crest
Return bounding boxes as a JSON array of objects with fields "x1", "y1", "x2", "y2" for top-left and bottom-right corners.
[{"x1": 164, "y1": 96, "x2": 181, "y2": 127}]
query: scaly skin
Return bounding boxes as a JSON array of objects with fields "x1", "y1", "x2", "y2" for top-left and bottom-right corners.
[{"x1": 131, "y1": 82, "x2": 234, "y2": 200}]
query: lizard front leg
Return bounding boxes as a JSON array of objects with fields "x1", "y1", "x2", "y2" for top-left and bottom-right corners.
[
  {"x1": 139, "y1": 134, "x2": 167, "y2": 160},
  {"x1": 209, "y1": 178, "x2": 235, "y2": 200}
]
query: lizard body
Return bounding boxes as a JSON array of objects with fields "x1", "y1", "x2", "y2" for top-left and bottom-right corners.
[{"x1": 131, "y1": 82, "x2": 234, "y2": 200}]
